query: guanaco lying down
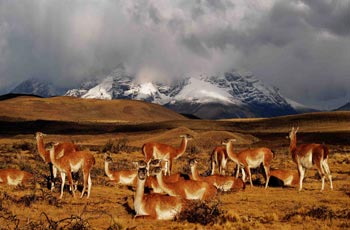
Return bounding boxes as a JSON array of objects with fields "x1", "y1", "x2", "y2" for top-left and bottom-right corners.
[
  {"x1": 0, "y1": 169, "x2": 34, "y2": 186},
  {"x1": 269, "y1": 169, "x2": 299, "y2": 187},
  {"x1": 189, "y1": 159, "x2": 245, "y2": 192},
  {"x1": 134, "y1": 165, "x2": 184, "y2": 220}
]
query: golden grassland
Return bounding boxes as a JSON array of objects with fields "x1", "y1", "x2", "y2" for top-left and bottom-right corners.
[
  {"x1": 0, "y1": 126, "x2": 349, "y2": 230},
  {"x1": 0, "y1": 96, "x2": 186, "y2": 123},
  {"x1": 0, "y1": 96, "x2": 349, "y2": 229}
]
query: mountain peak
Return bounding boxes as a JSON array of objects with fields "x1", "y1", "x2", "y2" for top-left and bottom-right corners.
[
  {"x1": 10, "y1": 77, "x2": 65, "y2": 97},
  {"x1": 10, "y1": 67, "x2": 312, "y2": 119},
  {"x1": 64, "y1": 68, "x2": 299, "y2": 118},
  {"x1": 334, "y1": 101, "x2": 350, "y2": 111}
]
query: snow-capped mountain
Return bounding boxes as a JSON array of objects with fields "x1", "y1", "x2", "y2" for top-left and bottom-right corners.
[
  {"x1": 10, "y1": 77, "x2": 66, "y2": 97},
  {"x1": 9, "y1": 67, "x2": 314, "y2": 119},
  {"x1": 65, "y1": 68, "x2": 299, "y2": 119}
]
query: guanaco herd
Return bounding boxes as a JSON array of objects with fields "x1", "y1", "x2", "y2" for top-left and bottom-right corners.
[{"x1": 0, "y1": 127, "x2": 336, "y2": 220}]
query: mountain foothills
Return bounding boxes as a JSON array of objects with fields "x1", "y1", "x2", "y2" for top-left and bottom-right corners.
[
  {"x1": 0, "y1": 96, "x2": 186, "y2": 123},
  {"x1": 9, "y1": 67, "x2": 318, "y2": 119}
]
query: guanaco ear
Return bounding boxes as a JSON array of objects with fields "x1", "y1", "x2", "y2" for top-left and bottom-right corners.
[{"x1": 133, "y1": 160, "x2": 147, "y2": 169}]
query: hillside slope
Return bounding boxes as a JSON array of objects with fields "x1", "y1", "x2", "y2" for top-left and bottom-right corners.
[
  {"x1": 334, "y1": 102, "x2": 350, "y2": 111},
  {"x1": 0, "y1": 95, "x2": 187, "y2": 123}
]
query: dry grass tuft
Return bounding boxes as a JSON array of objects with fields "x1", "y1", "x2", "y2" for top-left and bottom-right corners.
[
  {"x1": 283, "y1": 205, "x2": 350, "y2": 222},
  {"x1": 178, "y1": 199, "x2": 222, "y2": 226}
]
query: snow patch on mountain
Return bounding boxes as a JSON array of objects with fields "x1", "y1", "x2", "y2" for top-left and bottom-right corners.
[
  {"x1": 82, "y1": 76, "x2": 114, "y2": 100},
  {"x1": 170, "y1": 77, "x2": 239, "y2": 104}
]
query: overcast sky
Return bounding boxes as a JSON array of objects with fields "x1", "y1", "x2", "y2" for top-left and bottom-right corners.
[{"x1": 0, "y1": 0, "x2": 349, "y2": 109}]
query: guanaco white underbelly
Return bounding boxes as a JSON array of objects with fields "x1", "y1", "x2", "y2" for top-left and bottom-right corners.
[
  {"x1": 70, "y1": 160, "x2": 83, "y2": 172},
  {"x1": 7, "y1": 175, "x2": 24, "y2": 186},
  {"x1": 155, "y1": 153, "x2": 170, "y2": 160},
  {"x1": 246, "y1": 157, "x2": 263, "y2": 168},
  {"x1": 215, "y1": 181, "x2": 233, "y2": 191},
  {"x1": 156, "y1": 204, "x2": 181, "y2": 220},
  {"x1": 284, "y1": 175, "x2": 294, "y2": 186},
  {"x1": 300, "y1": 152, "x2": 313, "y2": 168},
  {"x1": 119, "y1": 175, "x2": 136, "y2": 184},
  {"x1": 185, "y1": 187, "x2": 205, "y2": 200}
]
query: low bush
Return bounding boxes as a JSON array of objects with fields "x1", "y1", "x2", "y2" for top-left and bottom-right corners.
[{"x1": 178, "y1": 200, "x2": 222, "y2": 225}]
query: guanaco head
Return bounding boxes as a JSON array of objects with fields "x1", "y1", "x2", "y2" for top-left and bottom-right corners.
[
  {"x1": 133, "y1": 160, "x2": 147, "y2": 169},
  {"x1": 149, "y1": 159, "x2": 162, "y2": 167},
  {"x1": 287, "y1": 126, "x2": 299, "y2": 140},
  {"x1": 137, "y1": 168, "x2": 147, "y2": 180},
  {"x1": 104, "y1": 154, "x2": 113, "y2": 163},
  {"x1": 221, "y1": 138, "x2": 236, "y2": 145},
  {"x1": 189, "y1": 158, "x2": 198, "y2": 167},
  {"x1": 150, "y1": 166, "x2": 162, "y2": 176},
  {"x1": 35, "y1": 132, "x2": 46, "y2": 140},
  {"x1": 180, "y1": 134, "x2": 194, "y2": 140}
]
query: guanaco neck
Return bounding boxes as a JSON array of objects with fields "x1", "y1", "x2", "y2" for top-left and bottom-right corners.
[
  {"x1": 289, "y1": 133, "x2": 298, "y2": 162},
  {"x1": 175, "y1": 137, "x2": 188, "y2": 159},
  {"x1": 226, "y1": 142, "x2": 239, "y2": 164},
  {"x1": 49, "y1": 147, "x2": 56, "y2": 168},
  {"x1": 49, "y1": 147, "x2": 63, "y2": 172},
  {"x1": 156, "y1": 173, "x2": 175, "y2": 196},
  {"x1": 104, "y1": 161, "x2": 113, "y2": 179},
  {"x1": 36, "y1": 135, "x2": 50, "y2": 163},
  {"x1": 190, "y1": 164, "x2": 200, "y2": 180},
  {"x1": 134, "y1": 177, "x2": 146, "y2": 213}
]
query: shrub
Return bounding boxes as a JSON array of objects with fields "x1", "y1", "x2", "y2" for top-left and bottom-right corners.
[
  {"x1": 13, "y1": 141, "x2": 36, "y2": 152},
  {"x1": 178, "y1": 200, "x2": 222, "y2": 225},
  {"x1": 101, "y1": 137, "x2": 129, "y2": 153}
]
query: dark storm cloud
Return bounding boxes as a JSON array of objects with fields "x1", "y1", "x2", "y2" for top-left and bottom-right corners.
[
  {"x1": 0, "y1": 0, "x2": 349, "y2": 109},
  {"x1": 231, "y1": 0, "x2": 350, "y2": 108},
  {"x1": 0, "y1": 1, "x2": 129, "y2": 89},
  {"x1": 302, "y1": 0, "x2": 350, "y2": 36},
  {"x1": 181, "y1": 34, "x2": 210, "y2": 57}
]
